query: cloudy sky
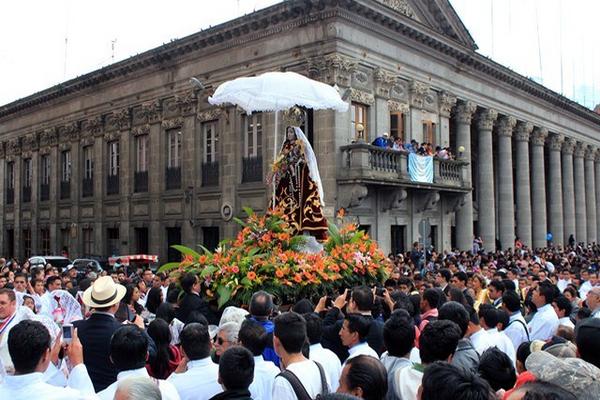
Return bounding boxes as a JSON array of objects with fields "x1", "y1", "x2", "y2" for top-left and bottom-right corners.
[{"x1": 1, "y1": 0, "x2": 598, "y2": 110}]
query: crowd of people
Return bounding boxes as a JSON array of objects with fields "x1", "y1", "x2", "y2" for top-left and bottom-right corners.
[
  {"x1": 371, "y1": 133, "x2": 456, "y2": 160},
  {"x1": 0, "y1": 242, "x2": 599, "y2": 399}
]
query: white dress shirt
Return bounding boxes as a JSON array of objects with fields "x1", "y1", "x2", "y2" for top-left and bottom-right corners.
[
  {"x1": 249, "y1": 356, "x2": 280, "y2": 400},
  {"x1": 558, "y1": 316, "x2": 575, "y2": 329},
  {"x1": 579, "y1": 281, "x2": 593, "y2": 299},
  {"x1": 99, "y1": 367, "x2": 179, "y2": 400},
  {"x1": 557, "y1": 279, "x2": 571, "y2": 293},
  {"x1": 0, "y1": 306, "x2": 36, "y2": 373},
  {"x1": 469, "y1": 328, "x2": 494, "y2": 355},
  {"x1": 168, "y1": 357, "x2": 221, "y2": 400},
  {"x1": 487, "y1": 328, "x2": 516, "y2": 364},
  {"x1": 309, "y1": 343, "x2": 342, "y2": 391},
  {"x1": 528, "y1": 304, "x2": 559, "y2": 341},
  {"x1": 0, "y1": 364, "x2": 97, "y2": 399},
  {"x1": 345, "y1": 342, "x2": 378, "y2": 364},
  {"x1": 272, "y1": 359, "x2": 329, "y2": 400},
  {"x1": 504, "y1": 312, "x2": 529, "y2": 351}
]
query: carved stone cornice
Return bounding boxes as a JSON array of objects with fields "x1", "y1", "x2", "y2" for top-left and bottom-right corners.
[
  {"x1": 373, "y1": 68, "x2": 397, "y2": 98},
  {"x1": 585, "y1": 145, "x2": 597, "y2": 161},
  {"x1": 530, "y1": 127, "x2": 548, "y2": 146},
  {"x1": 514, "y1": 121, "x2": 534, "y2": 142},
  {"x1": 438, "y1": 91, "x2": 457, "y2": 118},
  {"x1": 7, "y1": 138, "x2": 22, "y2": 156},
  {"x1": 408, "y1": 80, "x2": 428, "y2": 109},
  {"x1": 308, "y1": 54, "x2": 358, "y2": 86},
  {"x1": 496, "y1": 116, "x2": 517, "y2": 137},
  {"x1": 131, "y1": 124, "x2": 150, "y2": 137},
  {"x1": 22, "y1": 134, "x2": 38, "y2": 152},
  {"x1": 375, "y1": 0, "x2": 415, "y2": 18},
  {"x1": 104, "y1": 130, "x2": 121, "y2": 142},
  {"x1": 141, "y1": 100, "x2": 162, "y2": 124},
  {"x1": 39, "y1": 128, "x2": 58, "y2": 148},
  {"x1": 349, "y1": 88, "x2": 375, "y2": 105},
  {"x1": 197, "y1": 108, "x2": 224, "y2": 122},
  {"x1": 176, "y1": 91, "x2": 198, "y2": 116},
  {"x1": 162, "y1": 117, "x2": 184, "y2": 130},
  {"x1": 65, "y1": 122, "x2": 80, "y2": 142},
  {"x1": 547, "y1": 133, "x2": 564, "y2": 150},
  {"x1": 387, "y1": 100, "x2": 409, "y2": 114},
  {"x1": 562, "y1": 138, "x2": 576, "y2": 155},
  {"x1": 574, "y1": 142, "x2": 586, "y2": 158},
  {"x1": 82, "y1": 116, "x2": 103, "y2": 137},
  {"x1": 476, "y1": 109, "x2": 498, "y2": 131},
  {"x1": 453, "y1": 101, "x2": 477, "y2": 125},
  {"x1": 114, "y1": 108, "x2": 131, "y2": 131}
]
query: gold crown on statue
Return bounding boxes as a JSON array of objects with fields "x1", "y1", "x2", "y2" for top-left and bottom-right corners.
[{"x1": 283, "y1": 106, "x2": 305, "y2": 127}]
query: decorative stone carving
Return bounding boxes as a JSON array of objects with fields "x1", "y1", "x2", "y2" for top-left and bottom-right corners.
[
  {"x1": 586, "y1": 145, "x2": 597, "y2": 161},
  {"x1": 530, "y1": 127, "x2": 548, "y2": 146},
  {"x1": 38, "y1": 128, "x2": 55, "y2": 148},
  {"x1": 476, "y1": 109, "x2": 498, "y2": 131},
  {"x1": 338, "y1": 184, "x2": 368, "y2": 209},
  {"x1": 142, "y1": 100, "x2": 162, "y2": 124},
  {"x1": 64, "y1": 122, "x2": 80, "y2": 142},
  {"x1": 390, "y1": 82, "x2": 406, "y2": 99},
  {"x1": 197, "y1": 108, "x2": 224, "y2": 122},
  {"x1": 21, "y1": 134, "x2": 38, "y2": 152},
  {"x1": 453, "y1": 101, "x2": 477, "y2": 125},
  {"x1": 104, "y1": 130, "x2": 121, "y2": 142},
  {"x1": 176, "y1": 91, "x2": 198, "y2": 116},
  {"x1": 373, "y1": 68, "x2": 396, "y2": 98},
  {"x1": 448, "y1": 194, "x2": 467, "y2": 214},
  {"x1": 162, "y1": 118, "x2": 184, "y2": 130},
  {"x1": 131, "y1": 124, "x2": 150, "y2": 136},
  {"x1": 387, "y1": 100, "x2": 409, "y2": 114},
  {"x1": 418, "y1": 191, "x2": 440, "y2": 212},
  {"x1": 114, "y1": 108, "x2": 131, "y2": 131},
  {"x1": 438, "y1": 91, "x2": 457, "y2": 117},
  {"x1": 59, "y1": 142, "x2": 71, "y2": 151},
  {"x1": 164, "y1": 97, "x2": 181, "y2": 117},
  {"x1": 595, "y1": 149, "x2": 600, "y2": 163},
  {"x1": 80, "y1": 136, "x2": 95, "y2": 147},
  {"x1": 382, "y1": 188, "x2": 408, "y2": 211},
  {"x1": 82, "y1": 116, "x2": 103, "y2": 137},
  {"x1": 309, "y1": 54, "x2": 357, "y2": 86},
  {"x1": 349, "y1": 88, "x2": 375, "y2": 105},
  {"x1": 375, "y1": 0, "x2": 415, "y2": 18},
  {"x1": 353, "y1": 70, "x2": 369, "y2": 85},
  {"x1": 562, "y1": 137, "x2": 576, "y2": 155},
  {"x1": 408, "y1": 80, "x2": 428, "y2": 109},
  {"x1": 514, "y1": 121, "x2": 534, "y2": 142},
  {"x1": 7, "y1": 138, "x2": 21, "y2": 155},
  {"x1": 496, "y1": 116, "x2": 517, "y2": 137},
  {"x1": 547, "y1": 133, "x2": 564, "y2": 150},
  {"x1": 574, "y1": 141, "x2": 586, "y2": 158}
]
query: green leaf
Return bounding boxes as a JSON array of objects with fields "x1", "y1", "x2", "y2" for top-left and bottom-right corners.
[
  {"x1": 197, "y1": 244, "x2": 213, "y2": 255},
  {"x1": 200, "y1": 265, "x2": 218, "y2": 278},
  {"x1": 248, "y1": 247, "x2": 261, "y2": 257},
  {"x1": 233, "y1": 217, "x2": 248, "y2": 228},
  {"x1": 171, "y1": 245, "x2": 202, "y2": 259},
  {"x1": 241, "y1": 277, "x2": 251, "y2": 286},
  {"x1": 217, "y1": 285, "x2": 232, "y2": 309},
  {"x1": 242, "y1": 207, "x2": 255, "y2": 217},
  {"x1": 158, "y1": 262, "x2": 180, "y2": 273}
]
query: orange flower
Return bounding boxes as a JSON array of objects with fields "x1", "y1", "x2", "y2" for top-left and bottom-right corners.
[
  {"x1": 275, "y1": 269, "x2": 285, "y2": 278},
  {"x1": 293, "y1": 274, "x2": 303, "y2": 283},
  {"x1": 247, "y1": 271, "x2": 257, "y2": 280}
]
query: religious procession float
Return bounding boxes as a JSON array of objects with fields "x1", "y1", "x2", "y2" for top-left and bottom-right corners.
[{"x1": 159, "y1": 73, "x2": 392, "y2": 307}]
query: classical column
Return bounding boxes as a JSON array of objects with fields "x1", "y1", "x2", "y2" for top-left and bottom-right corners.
[
  {"x1": 514, "y1": 122, "x2": 533, "y2": 247},
  {"x1": 496, "y1": 116, "x2": 516, "y2": 250},
  {"x1": 547, "y1": 133, "x2": 564, "y2": 246},
  {"x1": 476, "y1": 108, "x2": 498, "y2": 251},
  {"x1": 574, "y1": 142, "x2": 587, "y2": 244},
  {"x1": 530, "y1": 127, "x2": 547, "y2": 249},
  {"x1": 453, "y1": 101, "x2": 477, "y2": 251},
  {"x1": 585, "y1": 145, "x2": 597, "y2": 244},
  {"x1": 562, "y1": 138, "x2": 576, "y2": 243}
]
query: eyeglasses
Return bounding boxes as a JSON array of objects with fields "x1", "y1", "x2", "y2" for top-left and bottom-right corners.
[{"x1": 214, "y1": 337, "x2": 230, "y2": 345}]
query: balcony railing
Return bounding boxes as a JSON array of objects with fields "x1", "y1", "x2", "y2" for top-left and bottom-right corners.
[
  {"x1": 134, "y1": 170, "x2": 149, "y2": 193},
  {"x1": 107, "y1": 174, "x2": 119, "y2": 195},
  {"x1": 242, "y1": 156, "x2": 263, "y2": 183},
  {"x1": 202, "y1": 161, "x2": 219, "y2": 187},
  {"x1": 6, "y1": 188, "x2": 14, "y2": 204},
  {"x1": 60, "y1": 180, "x2": 71, "y2": 200},
  {"x1": 165, "y1": 166, "x2": 181, "y2": 190},
  {"x1": 40, "y1": 183, "x2": 50, "y2": 201},
  {"x1": 339, "y1": 143, "x2": 469, "y2": 190},
  {"x1": 82, "y1": 177, "x2": 93, "y2": 198},
  {"x1": 22, "y1": 186, "x2": 31, "y2": 203}
]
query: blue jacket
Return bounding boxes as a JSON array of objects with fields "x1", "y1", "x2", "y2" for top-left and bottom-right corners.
[{"x1": 250, "y1": 317, "x2": 280, "y2": 367}]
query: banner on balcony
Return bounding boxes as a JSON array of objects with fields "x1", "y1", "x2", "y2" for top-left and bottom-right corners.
[{"x1": 408, "y1": 153, "x2": 433, "y2": 183}]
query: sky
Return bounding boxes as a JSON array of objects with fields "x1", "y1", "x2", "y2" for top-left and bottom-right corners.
[{"x1": 1, "y1": 0, "x2": 599, "y2": 110}]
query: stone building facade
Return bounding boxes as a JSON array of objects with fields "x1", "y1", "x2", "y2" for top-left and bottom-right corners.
[{"x1": 1, "y1": 0, "x2": 600, "y2": 262}]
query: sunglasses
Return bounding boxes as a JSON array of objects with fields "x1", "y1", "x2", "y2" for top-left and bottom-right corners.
[{"x1": 214, "y1": 337, "x2": 229, "y2": 345}]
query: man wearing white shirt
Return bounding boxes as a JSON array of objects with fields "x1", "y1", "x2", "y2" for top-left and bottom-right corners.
[
  {"x1": 0, "y1": 319, "x2": 96, "y2": 399},
  {"x1": 553, "y1": 296, "x2": 575, "y2": 329},
  {"x1": 528, "y1": 281, "x2": 560, "y2": 341},
  {"x1": 340, "y1": 314, "x2": 379, "y2": 364},
  {"x1": 556, "y1": 270, "x2": 571, "y2": 293},
  {"x1": 466, "y1": 306, "x2": 494, "y2": 355},
  {"x1": 501, "y1": 291, "x2": 529, "y2": 351},
  {"x1": 98, "y1": 325, "x2": 179, "y2": 400},
  {"x1": 272, "y1": 312, "x2": 329, "y2": 400},
  {"x1": 478, "y1": 306, "x2": 516, "y2": 365},
  {"x1": 579, "y1": 270, "x2": 593, "y2": 299},
  {"x1": 238, "y1": 319, "x2": 280, "y2": 400},
  {"x1": 168, "y1": 323, "x2": 221, "y2": 400},
  {"x1": 586, "y1": 287, "x2": 600, "y2": 318},
  {"x1": 303, "y1": 313, "x2": 341, "y2": 392}
]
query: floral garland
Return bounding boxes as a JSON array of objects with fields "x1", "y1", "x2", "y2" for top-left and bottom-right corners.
[{"x1": 160, "y1": 208, "x2": 391, "y2": 308}]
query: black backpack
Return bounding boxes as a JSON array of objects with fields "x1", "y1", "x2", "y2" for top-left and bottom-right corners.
[{"x1": 276, "y1": 361, "x2": 329, "y2": 400}]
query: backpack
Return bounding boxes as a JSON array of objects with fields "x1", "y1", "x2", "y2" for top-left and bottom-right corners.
[{"x1": 277, "y1": 361, "x2": 329, "y2": 400}]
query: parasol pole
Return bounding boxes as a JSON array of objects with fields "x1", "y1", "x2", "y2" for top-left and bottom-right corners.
[{"x1": 272, "y1": 110, "x2": 278, "y2": 209}]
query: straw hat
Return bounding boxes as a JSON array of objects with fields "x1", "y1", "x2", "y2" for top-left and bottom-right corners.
[{"x1": 82, "y1": 276, "x2": 126, "y2": 308}]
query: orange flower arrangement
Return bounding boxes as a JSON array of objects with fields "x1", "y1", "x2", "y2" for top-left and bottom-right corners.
[{"x1": 160, "y1": 207, "x2": 391, "y2": 308}]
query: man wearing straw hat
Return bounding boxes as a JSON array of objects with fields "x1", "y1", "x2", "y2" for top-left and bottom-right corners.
[{"x1": 74, "y1": 276, "x2": 129, "y2": 392}]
